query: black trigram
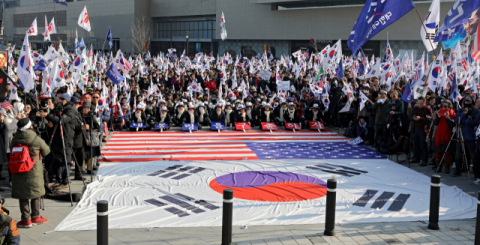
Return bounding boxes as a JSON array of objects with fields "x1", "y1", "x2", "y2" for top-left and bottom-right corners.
[
  {"x1": 146, "y1": 165, "x2": 206, "y2": 180},
  {"x1": 353, "y1": 189, "x2": 410, "y2": 212},
  {"x1": 144, "y1": 193, "x2": 219, "y2": 217},
  {"x1": 307, "y1": 163, "x2": 367, "y2": 177}
]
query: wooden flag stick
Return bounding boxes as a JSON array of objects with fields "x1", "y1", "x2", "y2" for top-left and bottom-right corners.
[{"x1": 414, "y1": 6, "x2": 437, "y2": 57}]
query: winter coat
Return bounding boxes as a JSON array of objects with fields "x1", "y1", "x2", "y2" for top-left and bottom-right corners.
[
  {"x1": 260, "y1": 110, "x2": 274, "y2": 123},
  {"x1": 284, "y1": 109, "x2": 301, "y2": 123},
  {"x1": 234, "y1": 112, "x2": 250, "y2": 123},
  {"x1": 373, "y1": 99, "x2": 389, "y2": 125},
  {"x1": 210, "y1": 110, "x2": 226, "y2": 124},
  {"x1": 454, "y1": 107, "x2": 480, "y2": 141},
  {"x1": 0, "y1": 209, "x2": 20, "y2": 245},
  {"x1": 11, "y1": 129, "x2": 50, "y2": 200},
  {"x1": 156, "y1": 112, "x2": 172, "y2": 124},
  {"x1": 82, "y1": 114, "x2": 101, "y2": 158}
]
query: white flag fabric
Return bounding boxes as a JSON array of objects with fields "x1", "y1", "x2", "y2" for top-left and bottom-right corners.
[
  {"x1": 78, "y1": 6, "x2": 91, "y2": 32},
  {"x1": 42, "y1": 16, "x2": 50, "y2": 41},
  {"x1": 220, "y1": 12, "x2": 225, "y2": 27},
  {"x1": 43, "y1": 45, "x2": 60, "y2": 64},
  {"x1": 17, "y1": 33, "x2": 35, "y2": 92},
  {"x1": 426, "y1": 49, "x2": 443, "y2": 92},
  {"x1": 420, "y1": 0, "x2": 440, "y2": 51},
  {"x1": 27, "y1": 18, "x2": 37, "y2": 36},
  {"x1": 52, "y1": 59, "x2": 66, "y2": 89},
  {"x1": 57, "y1": 43, "x2": 70, "y2": 65}
]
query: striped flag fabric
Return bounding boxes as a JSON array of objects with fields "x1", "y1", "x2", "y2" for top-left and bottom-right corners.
[
  {"x1": 0, "y1": 101, "x2": 13, "y2": 111},
  {"x1": 100, "y1": 130, "x2": 354, "y2": 162}
]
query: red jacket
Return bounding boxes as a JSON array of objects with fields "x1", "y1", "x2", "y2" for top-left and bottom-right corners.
[{"x1": 206, "y1": 80, "x2": 216, "y2": 93}]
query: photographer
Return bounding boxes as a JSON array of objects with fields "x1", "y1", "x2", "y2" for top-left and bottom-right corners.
[
  {"x1": 38, "y1": 93, "x2": 76, "y2": 190},
  {"x1": 452, "y1": 96, "x2": 480, "y2": 178},
  {"x1": 71, "y1": 96, "x2": 86, "y2": 180}
]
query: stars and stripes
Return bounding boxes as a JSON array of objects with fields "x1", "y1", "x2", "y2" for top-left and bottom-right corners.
[{"x1": 100, "y1": 130, "x2": 349, "y2": 162}]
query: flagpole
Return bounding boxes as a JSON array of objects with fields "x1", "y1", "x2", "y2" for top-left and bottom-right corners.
[{"x1": 414, "y1": 6, "x2": 437, "y2": 57}]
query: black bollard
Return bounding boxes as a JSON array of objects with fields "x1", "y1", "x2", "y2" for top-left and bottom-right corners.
[
  {"x1": 97, "y1": 200, "x2": 108, "y2": 245},
  {"x1": 428, "y1": 175, "x2": 441, "y2": 230},
  {"x1": 222, "y1": 189, "x2": 233, "y2": 245},
  {"x1": 476, "y1": 192, "x2": 480, "y2": 245},
  {"x1": 324, "y1": 178, "x2": 337, "y2": 236}
]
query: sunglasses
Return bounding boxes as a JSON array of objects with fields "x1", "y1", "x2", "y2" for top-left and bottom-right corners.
[{"x1": 93, "y1": 97, "x2": 99, "y2": 99}]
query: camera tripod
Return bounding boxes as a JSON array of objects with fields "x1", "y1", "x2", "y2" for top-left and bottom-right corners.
[
  {"x1": 435, "y1": 121, "x2": 471, "y2": 182},
  {"x1": 48, "y1": 117, "x2": 88, "y2": 206}
]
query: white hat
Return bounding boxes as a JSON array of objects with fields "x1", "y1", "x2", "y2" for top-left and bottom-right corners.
[
  {"x1": 312, "y1": 104, "x2": 319, "y2": 109},
  {"x1": 136, "y1": 104, "x2": 145, "y2": 110},
  {"x1": 237, "y1": 105, "x2": 244, "y2": 110},
  {"x1": 159, "y1": 99, "x2": 166, "y2": 103},
  {"x1": 177, "y1": 102, "x2": 184, "y2": 107},
  {"x1": 288, "y1": 102, "x2": 294, "y2": 106},
  {"x1": 161, "y1": 106, "x2": 168, "y2": 111},
  {"x1": 189, "y1": 104, "x2": 195, "y2": 109},
  {"x1": 198, "y1": 102, "x2": 204, "y2": 107},
  {"x1": 216, "y1": 103, "x2": 222, "y2": 107},
  {"x1": 246, "y1": 102, "x2": 253, "y2": 107},
  {"x1": 261, "y1": 102, "x2": 267, "y2": 106},
  {"x1": 226, "y1": 102, "x2": 231, "y2": 106}
]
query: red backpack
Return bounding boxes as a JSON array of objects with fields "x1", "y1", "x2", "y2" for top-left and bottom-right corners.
[{"x1": 9, "y1": 143, "x2": 40, "y2": 174}]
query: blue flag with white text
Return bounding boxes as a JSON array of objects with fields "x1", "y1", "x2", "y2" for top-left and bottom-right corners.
[
  {"x1": 106, "y1": 28, "x2": 113, "y2": 49},
  {"x1": 347, "y1": 0, "x2": 415, "y2": 54},
  {"x1": 443, "y1": 0, "x2": 480, "y2": 29},
  {"x1": 105, "y1": 63, "x2": 125, "y2": 85},
  {"x1": 402, "y1": 82, "x2": 412, "y2": 104}
]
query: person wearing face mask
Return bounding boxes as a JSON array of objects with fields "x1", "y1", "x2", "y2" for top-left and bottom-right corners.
[
  {"x1": 210, "y1": 103, "x2": 226, "y2": 124},
  {"x1": 156, "y1": 107, "x2": 171, "y2": 131},
  {"x1": 245, "y1": 102, "x2": 258, "y2": 127},
  {"x1": 452, "y1": 96, "x2": 480, "y2": 177},
  {"x1": 182, "y1": 104, "x2": 202, "y2": 129},
  {"x1": 284, "y1": 102, "x2": 301, "y2": 125},
  {"x1": 260, "y1": 103, "x2": 274, "y2": 125},
  {"x1": 224, "y1": 103, "x2": 234, "y2": 127},
  {"x1": 195, "y1": 102, "x2": 210, "y2": 127},
  {"x1": 274, "y1": 101, "x2": 288, "y2": 126},
  {"x1": 172, "y1": 103, "x2": 186, "y2": 126},
  {"x1": 130, "y1": 104, "x2": 146, "y2": 131},
  {"x1": 409, "y1": 97, "x2": 432, "y2": 166},
  {"x1": 234, "y1": 105, "x2": 250, "y2": 124}
]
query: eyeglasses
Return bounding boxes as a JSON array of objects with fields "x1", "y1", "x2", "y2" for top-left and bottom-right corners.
[{"x1": 93, "y1": 97, "x2": 99, "y2": 99}]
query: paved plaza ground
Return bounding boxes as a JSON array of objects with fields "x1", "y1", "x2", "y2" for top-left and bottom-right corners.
[{"x1": 2, "y1": 128, "x2": 478, "y2": 245}]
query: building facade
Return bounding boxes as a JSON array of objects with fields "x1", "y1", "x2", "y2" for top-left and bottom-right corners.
[{"x1": 3, "y1": 0, "x2": 455, "y2": 60}]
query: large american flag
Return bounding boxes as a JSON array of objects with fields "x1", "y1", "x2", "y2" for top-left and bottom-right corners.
[{"x1": 100, "y1": 130, "x2": 353, "y2": 162}]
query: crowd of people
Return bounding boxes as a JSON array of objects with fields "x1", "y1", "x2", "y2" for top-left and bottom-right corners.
[{"x1": 0, "y1": 42, "x2": 477, "y2": 239}]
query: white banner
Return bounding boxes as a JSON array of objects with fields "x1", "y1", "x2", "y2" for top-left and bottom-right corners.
[{"x1": 258, "y1": 70, "x2": 272, "y2": 80}]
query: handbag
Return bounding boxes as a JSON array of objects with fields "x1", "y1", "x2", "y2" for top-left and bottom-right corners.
[{"x1": 84, "y1": 129, "x2": 100, "y2": 147}]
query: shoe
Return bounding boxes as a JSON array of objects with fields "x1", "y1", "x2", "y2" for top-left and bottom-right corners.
[
  {"x1": 86, "y1": 170, "x2": 92, "y2": 175},
  {"x1": 55, "y1": 184, "x2": 69, "y2": 190},
  {"x1": 74, "y1": 176, "x2": 86, "y2": 181},
  {"x1": 102, "y1": 137, "x2": 107, "y2": 142},
  {"x1": 452, "y1": 162, "x2": 456, "y2": 169},
  {"x1": 51, "y1": 182, "x2": 61, "y2": 188},
  {"x1": 93, "y1": 166, "x2": 98, "y2": 170},
  {"x1": 445, "y1": 165, "x2": 450, "y2": 174},
  {"x1": 17, "y1": 220, "x2": 32, "y2": 228},
  {"x1": 473, "y1": 178, "x2": 480, "y2": 185},
  {"x1": 31, "y1": 216, "x2": 48, "y2": 225},
  {"x1": 409, "y1": 158, "x2": 420, "y2": 164},
  {"x1": 419, "y1": 161, "x2": 427, "y2": 167}
]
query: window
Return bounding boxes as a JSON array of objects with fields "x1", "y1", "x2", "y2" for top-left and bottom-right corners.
[{"x1": 155, "y1": 19, "x2": 216, "y2": 39}]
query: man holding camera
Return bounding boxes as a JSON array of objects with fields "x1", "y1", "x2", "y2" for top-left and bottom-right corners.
[
  {"x1": 38, "y1": 93, "x2": 76, "y2": 190},
  {"x1": 452, "y1": 96, "x2": 480, "y2": 177}
]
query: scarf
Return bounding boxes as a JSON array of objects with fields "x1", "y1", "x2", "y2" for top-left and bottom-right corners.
[
  {"x1": 188, "y1": 111, "x2": 195, "y2": 123},
  {"x1": 280, "y1": 107, "x2": 287, "y2": 121},
  {"x1": 199, "y1": 108, "x2": 205, "y2": 122},
  {"x1": 287, "y1": 108, "x2": 295, "y2": 120},
  {"x1": 264, "y1": 110, "x2": 271, "y2": 122},
  {"x1": 177, "y1": 108, "x2": 184, "y2": 119},
  {"x1": 246, "y1": 109, "x2": 252, "y2": 119},
  {"x1": 225, "y1": 109, "x2": 233, "y2": 124},
  {"x1": 312, "y1": 110, "x2": 318, "y2": 121},
  {"x1": 160, "y1": 112, "x2": 166, "y2": 122},
  {"x1": 135, "y1": 111, "x2": 142, "y2": 122},
  {"x1": 359, "y1": 121, "x2": 368, "y2": 135},
  {"x1": 240, "y1": 112, "x2": 247, "y2": 122},
  {"x1": 216, "y1": 109, "x2": 222, "y2": 116},
  {"x1": 435, "y1": 109, "x2": 455, "y2": 146}
]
